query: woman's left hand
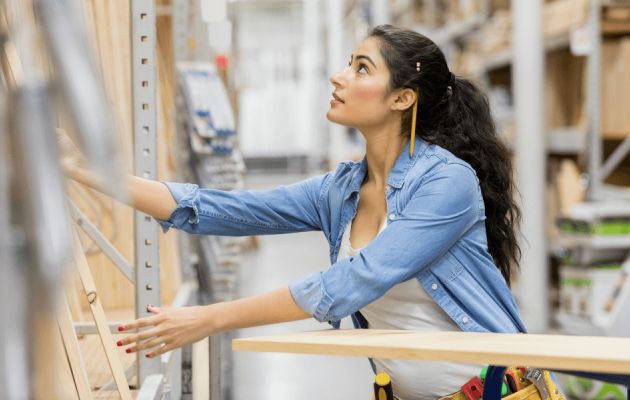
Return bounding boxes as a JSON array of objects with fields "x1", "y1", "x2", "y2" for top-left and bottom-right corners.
[{"x1": 117, "y1": 304, "x2": 216, "y2": 358}]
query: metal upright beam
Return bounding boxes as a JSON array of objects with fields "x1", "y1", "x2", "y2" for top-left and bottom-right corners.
[
  {"x1": 587, "y1": 0, "x2": 603, "y2": 200},
  {"x1": 131, "y1": 0, "x2": 162, "y2": 383},
  {"x1": 512, "y1": 0, "x2": 548, "y2": 333},
  {"x1": 172, "y1": 0, "x2": 189, "y2": 64}
]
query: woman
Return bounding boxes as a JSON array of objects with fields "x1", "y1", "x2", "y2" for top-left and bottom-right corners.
[{"x1": 60, "y1": 25, "x2": 526, "y2": 400}]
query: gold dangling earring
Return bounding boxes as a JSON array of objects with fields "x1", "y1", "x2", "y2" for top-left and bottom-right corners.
[{"x1": 410, "y1": 62, "x2": 421, "y2": 158}]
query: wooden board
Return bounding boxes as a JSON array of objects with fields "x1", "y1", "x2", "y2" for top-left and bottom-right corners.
[
  {"x1": 57, "y1": 295, "x2": 93, "y2": 400},
  {"x1": 53, "y1": 320, "x2": 80, "y2": 400},
  {"x1": 71, "y1": 225, "x2": 133, "y2": 400},
  {"x1": 233, "y1": 329, "x2": 630, "y2": 375},
  {"x1": 192, "y1": 337, "x2": 210, "y2": 400}
]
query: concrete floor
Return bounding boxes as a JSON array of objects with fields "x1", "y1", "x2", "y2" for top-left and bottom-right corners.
[{"x1": 233, "y1": 172, "x2": 375, "y2": 400}]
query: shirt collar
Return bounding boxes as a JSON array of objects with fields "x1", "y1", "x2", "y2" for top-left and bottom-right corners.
[{"x1": 348, "y1": 135, "x2": 428, "y2": 194}]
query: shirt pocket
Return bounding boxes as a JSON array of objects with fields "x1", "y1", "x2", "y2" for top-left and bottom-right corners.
[{"x1": 430, "y1": 249, "x2": 464, "y2": 285}]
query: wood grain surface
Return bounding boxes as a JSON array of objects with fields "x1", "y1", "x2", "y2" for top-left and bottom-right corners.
[
  {"x1": 233, "y1": 329, "x2": 630, "y2": 374},
  {"x1": 72, "y1": 225, "x2": 133, "y2": 400},
  {"x1": 58, "y1": 295, "x2": 93, "y2": 400}
]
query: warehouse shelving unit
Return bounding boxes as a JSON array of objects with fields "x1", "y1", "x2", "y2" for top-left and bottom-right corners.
[
  {"x1": 0, "y1": 0, "x2": 201, "y2": 398},
  {"x1": 410, "y1": 0, "x2": 630, "y2": 330}
]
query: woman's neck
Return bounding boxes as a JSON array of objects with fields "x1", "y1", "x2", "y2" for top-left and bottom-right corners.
[{"x1": 361, "y1": 122, "x2": 409, "y2": 190}]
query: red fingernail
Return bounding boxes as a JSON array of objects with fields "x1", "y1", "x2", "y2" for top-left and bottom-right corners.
[
  {"x1": 117, "y1": 341, "x2": 123, "y2": 346},
  {"x1": 126, "y1": 348, "x2": 131, "y2": 354},
  {"x1": 118, "y1": 326, "x2": 124, "y2": 332},
  {"x1": 145, "y1": 354, "x2": 150, "y2": 358}
]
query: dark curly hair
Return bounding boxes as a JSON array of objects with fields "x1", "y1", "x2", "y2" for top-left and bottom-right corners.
[{"x1": 369, "y1": 25, "x2": 522, "y2": 287}]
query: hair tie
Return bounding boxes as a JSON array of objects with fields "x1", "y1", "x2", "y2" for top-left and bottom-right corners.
[{"x1": 449, "y1": 72, "x2": 455, "y2": 85}]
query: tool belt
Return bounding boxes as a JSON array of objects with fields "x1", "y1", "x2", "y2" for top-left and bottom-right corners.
[{"x1": 438, "y1": 367, "x2": 565, "y2": 400}]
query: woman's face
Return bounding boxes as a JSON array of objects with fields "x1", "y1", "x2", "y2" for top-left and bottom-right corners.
[{"x1": 327, "y1": 38, "x2": 403, "y2": 130}]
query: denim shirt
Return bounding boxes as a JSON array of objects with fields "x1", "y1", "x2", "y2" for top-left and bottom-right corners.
[{"x1": 156, "y1": 136, "x2": 527, "y2": 336}]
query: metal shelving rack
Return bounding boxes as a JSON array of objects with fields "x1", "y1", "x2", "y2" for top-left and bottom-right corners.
[
  {"x1": 131, "y1": 0, "x2": 163, "y2": 384},
  {"x1": 0, "y1": 0, "x2": 197, "y2": 398},
  {"x1": 411, "y1": 0, "x2": 630, "y2": 333},
  {"x1": 69, "y1": 0, "x2": 194, "y2": 396}
]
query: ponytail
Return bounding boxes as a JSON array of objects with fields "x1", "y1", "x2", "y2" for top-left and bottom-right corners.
[{"x1": 369, "y1": 25, "x2": 522, "y2": 287}]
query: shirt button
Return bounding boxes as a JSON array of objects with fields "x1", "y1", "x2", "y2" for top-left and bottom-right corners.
[
  {"x1": 431, "y1": 284, "x2": 438, "y2": 290},
  {"x1": 389, "y1": 214, "x2": 395, "y2": 221},
  {"x1": 386, "y1": 184, "x2": 391, "y2": 190},
  {"x1": 463, "y1": 317, "x2": 469, "y2": 324}
]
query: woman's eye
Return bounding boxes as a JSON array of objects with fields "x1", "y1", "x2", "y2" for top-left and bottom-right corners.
[
  {"x1": 348, "y1": 60, "x2": 352, "y2": 67},
  {"x1": 358, "y1": 64, "x2": 367, "y2": 73}
]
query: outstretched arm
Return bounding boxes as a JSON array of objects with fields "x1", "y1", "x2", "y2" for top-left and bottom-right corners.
[
  {"x1": 57, "y1": 127, "x2": 177, "y2": 221},
  {"x1": 117, "y1": 286, "x2": 310, "y2": 358},
  {"x1": 58, "y1": 127, "x2": 331, "y2": 236}
]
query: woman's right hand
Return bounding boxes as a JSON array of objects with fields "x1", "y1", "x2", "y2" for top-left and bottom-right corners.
[
  {"x1": 55, "y1": 127, "x2": 178, "y2": 219},
  {"x1": 56, "y1": 127, "x2": 87, "y2": 181}
]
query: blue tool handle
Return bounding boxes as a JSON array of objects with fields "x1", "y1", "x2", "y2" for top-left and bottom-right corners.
[{"x1": 483, "y1": 366, "x2": 508, "y2": 400}]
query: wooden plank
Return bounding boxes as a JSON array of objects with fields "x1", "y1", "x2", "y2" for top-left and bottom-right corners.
[
  {"x1": 71, "y1": 225, "x2": 133, "y2": 400},
  {"x1": 0, "y1": 11, "x2": 25, "y2": 87},
  {"x1": 53, "y1": 318, "x2": 80, "y2": 400},
  {"x1": 192, "y1": 337, "x2": 209, "y2": 400},
  {"x1": 233, "y1": 329, "x2": 630, "y2": 375},
  {"x1": 58, "y1": 294, "x2": 93, "y2": 400}
]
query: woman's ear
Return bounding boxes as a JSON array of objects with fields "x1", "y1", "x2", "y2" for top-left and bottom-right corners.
[{"x1": 391, "y1": 87, "x2": 416, "y2": 112}]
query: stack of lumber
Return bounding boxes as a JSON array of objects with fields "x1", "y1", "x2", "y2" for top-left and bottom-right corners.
[
  {"x1": 601, "y1": 37, "x2": 630, "y2": 139},
  {"x1": 446, "y1": 0, "x2": 484, "y2": 22},
  {"x1": 545, "y1": 48, "x2": 587, "y2": 130},
  {"x1": 542, "y1": 0, "x2": 588, "y2": 38},
  {"x1": 71, "y1": 0, "x2": 182, "y2": 310},
  {"x1": 425, "y1": 0, "x2": 484, "y2": 26},
  {"x1": 450, "y1": 41, "x2": 484, "y2": 77},
  {"x1": 602, "y1": 5, "x2": 630, "y2": 34},
  {"x1": 479, "y1": 0, "x2": 588, "y2": 57},
  {"x1": 479, "y1": 9, "x2": 511, "y2": 56},
  {"x1": 2, "y1": 0, "x2": 183, "y2": 311},
  {"x1": 414, "y1": 0, "x2": 426, "y2": 25},
  {"x1": 489, "y1": 0, "x2": 510, "y2": 15}
]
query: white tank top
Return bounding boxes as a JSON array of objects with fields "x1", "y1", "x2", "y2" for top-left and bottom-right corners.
[{"x1": 337, "y1": 217, "x2": 485, "y2": 400}]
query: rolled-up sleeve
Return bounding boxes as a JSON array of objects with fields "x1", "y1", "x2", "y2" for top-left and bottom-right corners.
[
  {"x1": 289, "y1": 164, "x2": 481, "y2": 321},
  {"x1": 155, "y1": 182, "x2": 202, "y2": 233},
  {"x1": 155, "y1": 172, "x2": 332, "y2": 236}
]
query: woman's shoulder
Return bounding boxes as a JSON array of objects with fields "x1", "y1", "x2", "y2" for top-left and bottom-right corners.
[
  {"x1": 416, "y1": 143, "x2": 479, "y2": 183},
  {"x1": 326, "y1": 158, "x2": 363, "y2": 184}
]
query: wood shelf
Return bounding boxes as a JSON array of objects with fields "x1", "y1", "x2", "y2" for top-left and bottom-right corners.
[
  {"x1": 483, "y1": 32, "x2": 572, "y2": 72},
  {"x1": 553, "y1": 234, "x2": 630, "y2": 249},
  {"x1": 603, "y1": 131, "x2": 630, "y2": 140},
  {"x1": 602, "y1": 21, "x2": 630, "y2": 35}
]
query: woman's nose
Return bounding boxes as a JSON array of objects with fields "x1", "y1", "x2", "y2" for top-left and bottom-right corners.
[{"x1": 329, "y1": 69, "x2": 344, "y2": 87}]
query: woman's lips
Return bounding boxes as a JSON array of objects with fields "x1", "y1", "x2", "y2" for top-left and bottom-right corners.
[{"x1": 332, "y1": 92, "x2": 344, "y2": 104}]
